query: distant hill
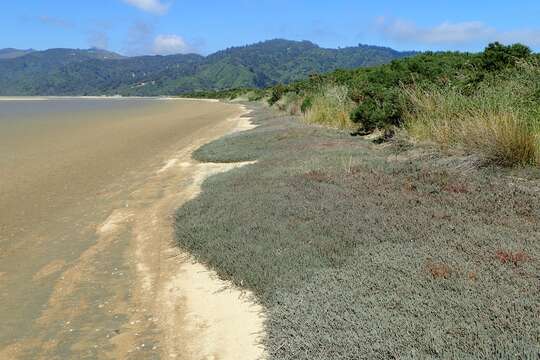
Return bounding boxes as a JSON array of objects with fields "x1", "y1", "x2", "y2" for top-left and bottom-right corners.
[
  {"x1": 0, "y1": 48, "x2": 35, "y2": 59},
  {"x1": 0, "y1": 40, "x2": 416, "y2": 96}
]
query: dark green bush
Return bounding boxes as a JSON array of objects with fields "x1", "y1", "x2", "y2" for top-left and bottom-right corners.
[
  {"x1": 300, "y1": 96, "x2": 313, "y2": 113},
  {"x1": 350, "y1": 87, "x2": 401, "y2": 131},
  {"x1": 480, "y1": 42, "x2": 532, "y2": 71},
  {"x1": 268, "y1": 84, "x2": 286, "y2": 106}
]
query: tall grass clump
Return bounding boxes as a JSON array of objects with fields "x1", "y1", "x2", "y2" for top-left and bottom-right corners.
[
  {"x1": 304, "y1": 85, "x2": 355, "y2": 129},
  {"x1": 405, "y1": 61, "x2": 540, "y2": 166},
  {"x1": 275, "y1": 92, "x2": 303, "y2": 115}
]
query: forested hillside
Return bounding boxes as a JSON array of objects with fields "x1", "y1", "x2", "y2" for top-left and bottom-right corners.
[
  {"x1": 0, "y1": 40, "x2": 415, "y2": 96},
  {"x1": 0, "y1": 48, "x2": 35, "y2": 59}
]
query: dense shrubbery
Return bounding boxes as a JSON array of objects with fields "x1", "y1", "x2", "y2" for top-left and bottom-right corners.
[
  {"x1": 269, "y1": 43, "x2": 535, "y2": 121},
  {"x1": 480, "y1": 42, "x2": 532, "y2": 71},
  {"x1": 262, "y1": 42, "x2": 540, "y2": 166},
  {"x1": 269, "y1": 50, "x2": 475, "y2": 126}
]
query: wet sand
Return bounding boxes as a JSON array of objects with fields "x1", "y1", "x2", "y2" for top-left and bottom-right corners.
[{"x1": 0, "y1": 99, "x2": 265, "y2": 359}]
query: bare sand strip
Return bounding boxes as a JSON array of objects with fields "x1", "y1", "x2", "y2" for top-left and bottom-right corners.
[{"x1": 119, "y1": 108, "x2": 267, "y2": 359}]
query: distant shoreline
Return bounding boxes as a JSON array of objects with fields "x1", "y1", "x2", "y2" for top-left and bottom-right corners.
[{"x1": 0, "y1": 96, "x2": 219, "y2": 102}]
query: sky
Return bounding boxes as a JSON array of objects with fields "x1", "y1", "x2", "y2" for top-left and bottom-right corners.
[{"x1": 2, "y1": 0, "x2": 540, "y2": 56}]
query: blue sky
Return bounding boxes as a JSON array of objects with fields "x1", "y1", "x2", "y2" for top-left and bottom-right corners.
[{"x1": 2, "y1": 0, "x2": 540, "y2": 55}]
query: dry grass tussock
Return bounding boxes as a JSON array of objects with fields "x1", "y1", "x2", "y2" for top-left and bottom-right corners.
[
  {"x1": 304, "y1": 85, "x2": 355, "y2": 130},
  {"x1": 276, "y1": 92, "x2": 302, "y2": 115},
  {"x1": 404, "y1": 62, "x2": 540, "y2": 167},
  {"x1": 405, "y1": 89, "x2": 539, "y2": 166}
]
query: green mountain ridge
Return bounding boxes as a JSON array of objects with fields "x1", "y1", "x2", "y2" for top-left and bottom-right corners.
[
  {"x1": 0, "y1": 48, "x2": 35, "y2": 59},
  {"x1": 0, "y1": 39, "x2": 416, "y2": 96}
]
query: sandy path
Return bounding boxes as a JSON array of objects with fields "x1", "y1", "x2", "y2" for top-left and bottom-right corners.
[{"x1": 0, "y1": 100, "x2": 265, "y2": 359}]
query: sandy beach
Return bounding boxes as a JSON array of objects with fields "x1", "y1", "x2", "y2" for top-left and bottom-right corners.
[{"x1": 0, "y1": 99, "x2": 265, "y2": 359}]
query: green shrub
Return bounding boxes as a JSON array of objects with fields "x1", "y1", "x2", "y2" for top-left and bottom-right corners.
[
  {"x1": 268, "y1": 84, "x2": 286, "y2": 106},
  {"x1": 300, "y1": 97, "x2": 313, "y2": 113},
  {"x1": 480, "y1": 42, "x2": 532, "y2": 71},
  {"x1": 350, "y1": 87, "x2": 402, "y2": 131}
]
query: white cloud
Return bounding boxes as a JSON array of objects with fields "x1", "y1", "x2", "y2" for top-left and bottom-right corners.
[
  {"x1": 122, "y1": 0, "x2": 170, "y2": 15},
  {"x1": 376, "y1": 17, "x2": 540, "y2": 47},
  {"x1": 153, "y1": 34, "x2": 192, "y2": 55},
  {"x1": 124, "y1": 21, "x2": 196, "y2": 56}
]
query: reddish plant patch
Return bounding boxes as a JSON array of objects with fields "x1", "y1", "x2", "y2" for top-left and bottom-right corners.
[
  {"x1": 304, "y1": 170, "x2": 333, "y2": 183},
  {"x1": 496, "y1": 250, "x2": 529, "y2": 266},
  {"x1": 444, "y1": 182, "x2": 469, "y2": 194},
  {"x1": 427, "y1": 262, "x2": 451, "y2": 279}
]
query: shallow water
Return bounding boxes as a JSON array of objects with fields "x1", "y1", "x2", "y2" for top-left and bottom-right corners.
[
  {"x1": 0, "y1": 98, "x2": 226, "y2": 234},
  {"x1": 0, "y1": 98, "x2": 241, "y2": 359},
  {"x1": 0, "y1": 97, "x2": 157, "y2": 119}
]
